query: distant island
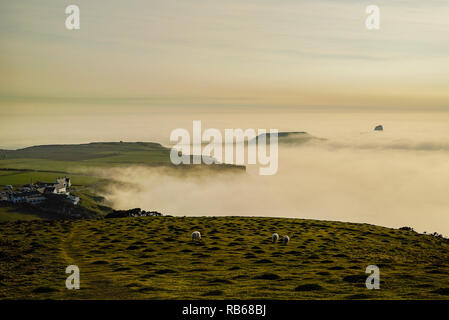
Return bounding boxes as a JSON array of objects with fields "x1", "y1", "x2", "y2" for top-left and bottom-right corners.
[{"x1": 249, "y1": 131, "x2": 324, "y2": 145}]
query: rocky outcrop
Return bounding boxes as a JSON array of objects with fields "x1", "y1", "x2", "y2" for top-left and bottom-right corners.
[
  {"x1": 105, "y1": 208, "x2": 163, "y2": 218},
  {"x1": 250, "y1": 132, "x2": 324, "y2": 145},
  {"x1": 374, "y1": 125, "x2": 384, "y2": 131}
]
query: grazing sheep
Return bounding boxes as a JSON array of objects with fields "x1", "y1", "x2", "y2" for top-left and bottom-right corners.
[
  {"x1": 282, "y1": 235, "x2": 290, "y2": 244},
  {"x1": 272, "y1": 233, "x2": 279, "y2": 243},
  {"x1": 191, "y1": 231, "x2": 201, "y2": 242}
]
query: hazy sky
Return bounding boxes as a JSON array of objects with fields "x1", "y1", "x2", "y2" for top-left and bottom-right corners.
[{"x1": 1, "y1": 0, "x2": 449, "y2": 111}]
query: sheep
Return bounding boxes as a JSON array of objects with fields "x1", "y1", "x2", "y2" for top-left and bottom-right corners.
[
  {"x1": 282, "y1": 235, "x2": 290, "y2": 244},
  {"x1": 191, "y1": 231, "x2": 201, "y2": 242},
  {"x1": 272, "y1": 233, "x2": 279, "y2": 243}
]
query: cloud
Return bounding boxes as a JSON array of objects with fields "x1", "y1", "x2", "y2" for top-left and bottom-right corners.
[
  {"x1": 1, "y1": 0, "x2": 449, "y2": 108},
  {"x1": 93, "y1": 134, "x2": 449, "y2": 236}
]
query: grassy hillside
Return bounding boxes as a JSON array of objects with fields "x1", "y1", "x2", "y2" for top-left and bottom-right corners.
[
  {"x1": 0, "y1": 169, "x2": 103, "y2": 186},
  {"x1": 0, "y1": 142, "x2": 244, "y2": 221},
  {"x1": 0, "y1": 142, "x2": 175, "y2": 195},
  {"x1": 1, "y1": 216, "x2": 448, "y2": 300},
  {"x1": 0, "y1": 142, "x2": 169, "y2": 162},
  {"x1": 0, "y1": 142, "x2": 245, "y2": 173},
  {"x1": 0, "y1": 206, "x2": 41, "y2": 221},
  {"x1": 0, "y1": 142, "x2": 244, "y2": 191}
]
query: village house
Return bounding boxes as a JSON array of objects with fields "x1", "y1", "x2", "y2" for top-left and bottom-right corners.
[
  {"x1": 67, "y1": 194, "x2": 80, "y2": 205},
  {"x1": 4, "y1": 177, "x2": 79, "y2": 206},
  {"x1": 7, "y1": 191, "x2": 46, "y2": 205},
  {"x1": 56, "y1": 177, "x2": 71, "y2": 188},
  {"x1": 40, "y1": 177, "x2": 71, "y2": 195},
  {"x1": 0, "y1": 191, "x2": 9, "y2": 201},
  {"x1": 43, "y1": 185, "x2": 67, "y2": 195}
]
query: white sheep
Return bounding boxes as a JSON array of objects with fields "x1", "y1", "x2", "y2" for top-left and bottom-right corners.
[
  {"x1": 282, "y1": 235, "x2": 290, "y2": 244},
  {"x1": 272, "y1": 233, "x2": 279, "y2": 243},
  {"x1": 191, "y1": 231, "x2": 201, "y2": 242}
]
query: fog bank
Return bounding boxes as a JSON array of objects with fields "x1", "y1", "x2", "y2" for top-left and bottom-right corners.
[{"x1": 96, "y1": 133, "x2": 449, "y2": 236}]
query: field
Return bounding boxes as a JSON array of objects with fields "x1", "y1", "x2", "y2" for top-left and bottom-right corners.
[
  {"x1": 0, "y1": 206, "x2": 41, "y2": 221},
  {"x1": 0, "y1": 143, "x2": 174, "y2": 191},
  {"x1": 0, "y1": 169, "x2": 103, "y2": 187},
  {"x1": 1, "y1": 216, "x2": 449, "y2": 300},
  {"x1": 0, "y1": 142, "x2": 244, "y2": 174},
  {"x1": 0, "y1": 142, "x2": 243, "y2": 187}
]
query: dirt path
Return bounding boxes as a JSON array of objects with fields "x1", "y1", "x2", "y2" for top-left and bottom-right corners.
[{"x1": 60, "y1": 222, "x2": 139, "y2": 299}]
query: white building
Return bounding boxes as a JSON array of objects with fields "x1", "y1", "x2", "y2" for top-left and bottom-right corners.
[
  {"x1": 8, "y1": 192, "x2": 46, "y2": 204},
  {"x1": 55, "y1": 177, "x2": 71, "y2": 188},
  {"x1": 0, "y1": 192, "x2": 8, "y2": 201},
  {"x1": 67, "y1": 194, "x2": 80, "y2": 205}
]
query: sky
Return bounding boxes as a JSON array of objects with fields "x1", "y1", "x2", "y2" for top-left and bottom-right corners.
[{"x1": 0, "y1": 0, "x2": 449, "y2": 113}]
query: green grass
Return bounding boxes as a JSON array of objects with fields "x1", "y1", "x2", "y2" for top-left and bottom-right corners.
[
  {"x1": 0, "y1": 142, "x2": 244, "y2": 171},
  {"x1": 0, "y1": 170, "x2": 102, "y2": 186},
  {"x1": 0, "y1": 142, "x2": 244, "y2": 187},
  {"x1": 0, "y1": 207, "x2": 41, "y2": 221},
  {"x1": 1, "y1": 216, "x2": 449, "y2": 300},
  {"x1": 0, "y1": 142, "x2": 169, "y2": 162}
]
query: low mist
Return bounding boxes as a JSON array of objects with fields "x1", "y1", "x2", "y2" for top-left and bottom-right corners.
[{"x1": 93, "y1": 132, "x2": 449, "y2": 236}]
